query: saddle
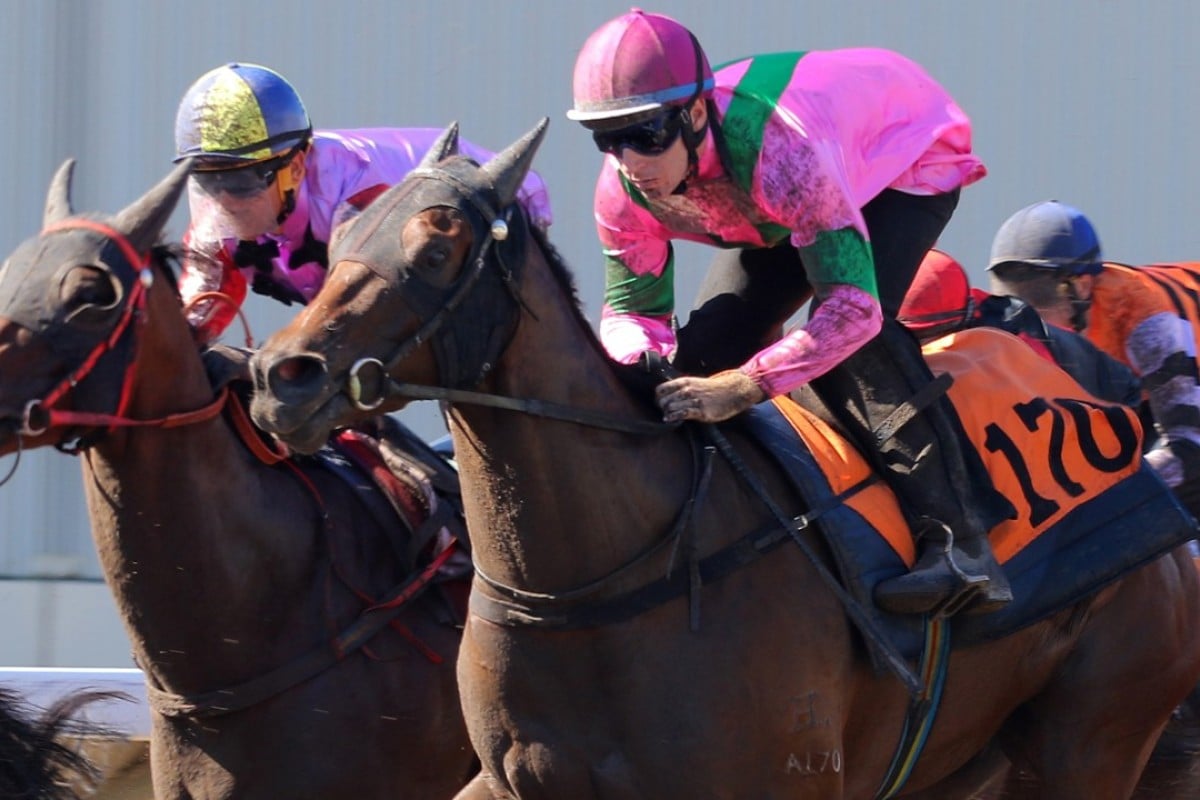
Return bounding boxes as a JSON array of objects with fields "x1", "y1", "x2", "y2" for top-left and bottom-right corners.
[{"x1": 736, "y1": 327, "x2": 1196, "y2": 661}]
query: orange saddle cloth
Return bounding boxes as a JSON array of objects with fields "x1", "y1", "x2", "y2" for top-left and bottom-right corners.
[
  {"x1": 742, "y1": 326, "x2": 1190, "y2": 653},
  {"x1": 771, "y1": 326, "x2": 1147, "y2": 567}
]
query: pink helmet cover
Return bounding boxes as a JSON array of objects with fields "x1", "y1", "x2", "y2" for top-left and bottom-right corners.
[{"x1": 568, "y1": 8, "x2": 714, "y2": 124}]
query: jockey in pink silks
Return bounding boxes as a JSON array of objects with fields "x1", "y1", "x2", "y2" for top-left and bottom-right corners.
[
  {"x1": 173, "y1": 62, "x2": 552, "y2": 340},
  {"x1": 567, "y1": 9, "x2": 1013, "y2": 617}
]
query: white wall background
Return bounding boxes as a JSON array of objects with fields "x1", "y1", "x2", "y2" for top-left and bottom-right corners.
[{"x1": 1, "y1": 0, "x2": 1198, "y2": 664}]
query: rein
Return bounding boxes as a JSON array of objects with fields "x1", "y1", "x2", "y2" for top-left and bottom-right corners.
[
  {"x1": 24, "y1": 388, "x2": 229, "y2": 437},
  {"x1": 143, "y1": 539, "x2": 461, "y2": 719},
  {"x1": 356, "y1": 371, "x2": 678, "y2": 436},
  {"x1": 342, "y1": 165, "x2": 676, "y2": 437}
]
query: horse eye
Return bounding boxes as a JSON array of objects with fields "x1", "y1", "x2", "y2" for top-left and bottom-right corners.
[{"x1": 60, "y1": 264, "x2": 117, "y2": 310}]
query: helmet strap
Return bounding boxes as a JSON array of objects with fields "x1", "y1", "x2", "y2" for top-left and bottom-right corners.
[
  {"x1": 670, "y1": 113, "x2": 701, "y2": 195},
  {"x1": 1063, "y1": 277, "x2": 1091, "y2": 333},
  {"x1": 672, "y1": 33, "x2": 711, "y2": 194},
  {"x1": 273, "y1": 143, "x2": 308, "y2": 226},
  {"x1": 276, "y1": 188, "x2": 297, "y2": 226}
]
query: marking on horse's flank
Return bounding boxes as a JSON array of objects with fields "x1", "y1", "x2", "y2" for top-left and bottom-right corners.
[
  {"x1": 789, "y1": 691, "x2": 830, "y2": 731},
  {"x1": 785, "y1": 750, "x2": 843, "y2": 776}
]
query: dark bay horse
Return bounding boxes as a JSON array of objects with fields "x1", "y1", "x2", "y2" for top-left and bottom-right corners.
[
  {"x1": 248, "y1": 120, "x2": 1200, "y2": 799},
  {"x1": 0, "y1": 161, "x2": 475, "y2": 799}
]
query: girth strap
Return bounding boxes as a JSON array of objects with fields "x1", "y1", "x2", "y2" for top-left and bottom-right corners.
[{"x1": 469, "y1": 476, "x2": 874, "y2": 630}]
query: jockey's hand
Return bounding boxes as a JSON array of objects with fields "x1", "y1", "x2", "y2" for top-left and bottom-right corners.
[{"x1": 655, "y1": 370, "x2": 767, "y2": 424}]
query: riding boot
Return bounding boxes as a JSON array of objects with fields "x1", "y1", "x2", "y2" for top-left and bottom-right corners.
[
  {"x1": 873, "y1": 519, "x2": 1012, "y2": 617},
  {"x1": 808, "y1": 320, "x2": 1017, "y2": 618}
]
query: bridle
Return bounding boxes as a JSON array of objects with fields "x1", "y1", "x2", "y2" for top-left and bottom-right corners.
[
  {"x1": 14, "y1": 220, "x2": 226, "y2": 449},
  {"x1": 337, "y1": 164, "x2": 675, "y2": 436}
]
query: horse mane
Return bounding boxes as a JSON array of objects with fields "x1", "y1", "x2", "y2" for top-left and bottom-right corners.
[
  {"x1": 151, "y1": 243, "x2": 183, "y2": 296},
  {"x1": 527, "y1": 223, "x2": 664, "y2": 406},
  {"x1": 0, "y1": 687, "x2": 125, "y2": 799}
]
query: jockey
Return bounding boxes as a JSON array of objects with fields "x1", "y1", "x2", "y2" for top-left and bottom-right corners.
[
  {"x1": 988, "y1": 200, "x2": 1200, "y2": 490},
  {"x1": 567, "y1": 9, "x2": 1014, "y2": 617},
  {"x1": 174, "y1": 62, "x2": 553, "y2": 341},
  {"x1": 900, "y1": 249, "x2": 1142, "y2": 407}
]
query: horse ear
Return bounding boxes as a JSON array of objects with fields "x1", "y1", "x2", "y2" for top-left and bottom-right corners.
[
  {"x1": 43, "y1": 159, "x2": 77, "y2": 226},
  {"x1": 481, "y1": 117, "x2": 549, "y2": 208},
  {"x1": 112, "y1": 160, "x2": 193, "y2": 253},
  {"x1": 417, "y1": 122, "x2": 461, "y2": 171}
]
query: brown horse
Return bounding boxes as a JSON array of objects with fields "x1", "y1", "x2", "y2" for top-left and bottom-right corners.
[
  {"x1": 248, "y1": 120, "x2": 1200, "y2": 799},
  {"x1": 0, "y1": 161, "x2": 476, "y2": 799}
]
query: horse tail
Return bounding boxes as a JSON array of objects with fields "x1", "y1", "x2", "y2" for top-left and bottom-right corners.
[{"x1": 0, "y1": 687, "x2": 127, "y2": 799}]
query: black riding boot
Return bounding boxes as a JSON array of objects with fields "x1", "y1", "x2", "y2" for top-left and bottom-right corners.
[
  {"x1": 808, "y1": 321, "x2": 1016, "y2": 618},
  {"x1": 873, "y1": 519, "x2": 1012, "y2": 617}
]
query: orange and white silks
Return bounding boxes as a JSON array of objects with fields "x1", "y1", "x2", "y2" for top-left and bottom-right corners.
[{"x1": 772, "y1": 327, "x2": 1144, "y2": 566}]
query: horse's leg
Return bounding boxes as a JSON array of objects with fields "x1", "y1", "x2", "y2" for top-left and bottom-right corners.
[
  {"x1": 1008, "y1": 553, "x2": 1200, "y2": 799},
  {"x1": 454, "y1": 772, "x2": 500, "y2": 800}
]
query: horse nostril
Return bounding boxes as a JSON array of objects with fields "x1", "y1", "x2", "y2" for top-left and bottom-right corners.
[
  {"x1": 274, "y1": 358, "x2": 305, "y2": 383},
  {"x1": 267, "y1": 355, "x2": 328, "y2": 399}
]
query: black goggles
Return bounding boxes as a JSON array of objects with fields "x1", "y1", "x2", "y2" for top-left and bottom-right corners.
[
  {"x1": 192, "y1": 152, "x2": 291, "y2": 199},
  {"x1": 592, "y1": 108, "x2": 685, "y2": 157}
]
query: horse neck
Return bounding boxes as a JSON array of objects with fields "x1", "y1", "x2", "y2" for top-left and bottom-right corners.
[
  {"x1": 449, "y1": 242, "x2": 695, "y2": 593},
  {"x1": 81, "y1": 279, "x2": 308, "y2": 672},
  {"x1": 84, "y1": 274, "x2": 221, "y2": 493}
]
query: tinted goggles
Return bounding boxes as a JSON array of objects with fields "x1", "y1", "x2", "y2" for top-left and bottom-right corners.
[
  {"x1": 192, "y1": 153, "x2": 289, "y2": 199},
  {"x1": 592, "y1": 108, "x2": 685, "y2": 157}
]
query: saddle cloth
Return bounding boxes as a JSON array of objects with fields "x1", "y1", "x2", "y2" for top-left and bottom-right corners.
[{"x1": 738, "y1": 327, "x2": 1197, "y2": 659}]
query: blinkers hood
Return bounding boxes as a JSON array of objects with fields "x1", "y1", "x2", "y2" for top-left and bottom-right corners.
[
  {"x1": 331, "y1": 119, "x2": 549, "y2": 389},
  {"x1": 0, "y1": 159, "x2": 191, "y2": 357}
]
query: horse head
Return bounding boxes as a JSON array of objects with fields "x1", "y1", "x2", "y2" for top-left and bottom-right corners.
[
  {"x1": 0, "y1": 159, "x2": 191, "y2": 455},
  {"x1": 251, "y1": 119, "x2": 548, "y2": 453}
]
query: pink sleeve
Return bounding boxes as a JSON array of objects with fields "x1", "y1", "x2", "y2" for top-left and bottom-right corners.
[
  {"x1": 739, "y1": 284, "x2": 882, "y2": 396},
  {"x1": 599, "y1": 310, "x2": 677, "y2": 364}
]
